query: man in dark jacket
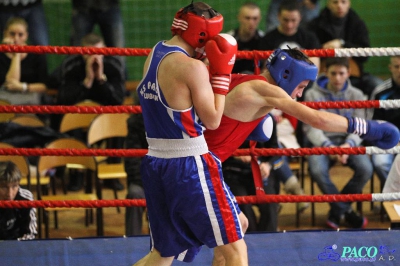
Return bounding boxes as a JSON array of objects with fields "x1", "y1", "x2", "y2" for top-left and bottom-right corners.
[
  {"x1": 47, "y1": 32, "x2": 126, "y2": 191},
  {"x1": 47, "y1": 33, "x2": 125, "y2": 131},
  {"x1": 307, "y1": 0, "x2": 381, "y2": 97}
]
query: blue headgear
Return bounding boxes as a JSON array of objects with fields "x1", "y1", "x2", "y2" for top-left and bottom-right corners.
[{"x1": 266, "y1": 49, "x2": 318, "y2": 95}]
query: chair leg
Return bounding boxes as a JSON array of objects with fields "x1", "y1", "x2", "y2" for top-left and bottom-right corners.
[
  {"x1": 311, "y1": 177, "x2": 315, "y2": 226},
  {"x1": 370, "y1": 174, "x2": 375, "y2": 210},
  {"x1": 85, "y1": 209, "x2": 89, "y2": 227},
  {"x1": 37, "y1": 208, "x2": 43, "y2": 239},
  {"x1": 114, "y1": 189, "x2": 121, "y2": 213},
  {"x1": 90, "y1": 209, "x2": 94, "y2": 224},
  {"x1": 97, "y1": 208, "x2": 104, "y2": 236},
  {"x1": 54, "y1": 211, "x2": 58, "y2": 229},
  {"x1": 45, "y1": 210, "x2": 49, "y2": 239}
]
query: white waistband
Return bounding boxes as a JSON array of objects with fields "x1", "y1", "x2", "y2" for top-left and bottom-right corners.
[{"x1": 146, "y1": 135, "x2": 209, "y2": 158}]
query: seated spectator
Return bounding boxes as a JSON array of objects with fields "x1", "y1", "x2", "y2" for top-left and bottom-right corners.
[
  {"x1": 47, "y1": 32, "x2": 126, "y2": 191},
  {"x1": 260, "y1": 0, "x2": 321, "y2": 71},
  {"x1": 382, "y1": 154, "x2": 400, "y2": 193},
  {"x1": 367, "y1": 55, "x2": 400, "y2": 188},
  {"x1": 0, "y1": 161, "x2": 37, "y2": 240},
  {"x1": 226, "y1": 1, "x2": 264, "y2": 74},
  {"x1": 0, "y1": 17, "x2": 48, "y2": 106},
  {"x1": 303, "y1": 57, "x2": 373, "y2": 229},
  {"x1": 124, "y1": 93, "x2": 147, "y2": 236},
  {"x1": 307, "y1": 0, "x2": 382, "y2": 98},
  {"x1": 265, "y1": 0, "x2": 321, "y2": 33},
  {"x1": 259, "y1": 0, "x2": 321, "y2": 150},
  {"x1": 223, "y1": 115, "x2": 308, "y2": 232}
]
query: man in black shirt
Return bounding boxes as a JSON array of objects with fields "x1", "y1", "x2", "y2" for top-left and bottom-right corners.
[
  {"x1": 226, "y1": 2, "x2": 264, "y2": 74},
  {"x1": 259, "y1": 0, "x2": 321, "y2": 71}
]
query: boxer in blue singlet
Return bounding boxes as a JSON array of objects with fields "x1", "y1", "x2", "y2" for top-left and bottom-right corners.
[{"x1": 134, "y1": 2, "x2": 248, "y2": 265}]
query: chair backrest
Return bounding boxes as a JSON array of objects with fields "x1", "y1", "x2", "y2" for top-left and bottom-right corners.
[
  {"x1": 87, "y1": 113, "x2": 130, "y2": 146},
  {"x1": 37, "y1": 138, "x2": 97, "y2": 174},
  {"x1": 59, "y1": 100, "x2": 100, "y2": 133},
  {"x1": 9, "y1": 115, "x2": 46, "y2": 127},
  {"x1": 0, "y1": 99, "x2": 15, "y2": 122},
  {"x1": 0, "y1": 142, "x2": 30, "y2": 179}
]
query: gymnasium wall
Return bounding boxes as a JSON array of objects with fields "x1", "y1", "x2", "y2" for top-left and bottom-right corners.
[{"x1": 43, "y1": 0, "x2": 400, "y2": 80}]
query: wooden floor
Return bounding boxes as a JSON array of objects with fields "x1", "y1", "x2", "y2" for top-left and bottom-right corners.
[{"x1": 36, "y1": 163, "x2": 391, "y2": 239}]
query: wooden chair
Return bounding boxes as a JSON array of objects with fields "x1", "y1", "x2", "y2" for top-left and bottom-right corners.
[
  {"x1": 0, "y1": 99, "x2": 15, "y2": 122},
  {"x1": 87, "y1": 113, "x2": 129, "y2": 213},
  {"x1": 58, "y1": 100, "x2": 101, "y2": 193},
  {"x1": 37, "y1": 138, "x2": 102, "y2": 238},
  {"x1": 59, "y1": 100, "x2": 100, "y2": 135},
  {"x1": 9, "y1": 114, "x2": 46, "y2": 127}
]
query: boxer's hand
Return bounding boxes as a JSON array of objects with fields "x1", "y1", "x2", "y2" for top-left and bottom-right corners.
[
  {"x1": 347, "y1": 117, "x2": 400, "y2": 149},
  {"x1": 205, "y1": 33, "x2": 237, "y2": 95}
]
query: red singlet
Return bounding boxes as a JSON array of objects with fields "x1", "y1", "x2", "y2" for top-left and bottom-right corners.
[{"x1": 204, "y1": 74, "x2": 267, "y2": 162}]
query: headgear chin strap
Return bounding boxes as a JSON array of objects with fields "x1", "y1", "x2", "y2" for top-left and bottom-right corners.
[
  {"x1": 171, "y1": 2, "x2": 223, "y2": 57},
  {"x1": 266, "y1": 49, "x2": 318, "y2": 96}
]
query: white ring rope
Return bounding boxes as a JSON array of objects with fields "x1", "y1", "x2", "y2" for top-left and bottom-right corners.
[
  {"x1": 372, "y1": 192, "x2": 400, "y2": 202},
  {"x1": 379, "y1": 99, "x2": 400, "y2": 109},
  {"x1": 365, "y1": 146, "x2": 400, "y2": 155},
  {"x1": 334, "y1": 47, "x2": 400, "y2": 57}
]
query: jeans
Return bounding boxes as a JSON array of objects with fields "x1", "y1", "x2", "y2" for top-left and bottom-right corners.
[
  {"x1": 125, "y1": 183, "x2": 145, "y2": 236},
  {"x1": 0, "y1": 3, "x2": 49, "y2": 46},
  {"x1": 70, "y1": 5, "x2": 124, "y2": 48},
  {"x1": 308, "y1": 153, "x2": 373, "y2": 219},
  {"x1": 258, "y1": 172, "x2": 280, "y2": 232},
  {"x1": 275, "y1": 156, "x2": 295, "y2": 184},
  {"x1": 371, "y1": 153, "x2": 394, "y2": 185}
]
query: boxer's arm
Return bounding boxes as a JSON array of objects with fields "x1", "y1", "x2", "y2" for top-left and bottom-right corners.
[{"x1": 273, "y1": 99, "x2": 399, "y2": 149}]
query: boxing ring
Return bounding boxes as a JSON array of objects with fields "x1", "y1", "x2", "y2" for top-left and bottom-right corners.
[
  {"x1": 0, "y1": 230, "x2": 399, "y2": 265},
  {"x1": 1, "y1": 44, "x2": 400, "y2": 265}
]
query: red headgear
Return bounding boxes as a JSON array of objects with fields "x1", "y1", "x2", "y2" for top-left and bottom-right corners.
[{"x1": 171, "y1": 3, "x2": 223, "y2": 51}]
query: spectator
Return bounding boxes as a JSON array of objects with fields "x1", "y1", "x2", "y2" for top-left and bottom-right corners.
[
  {"x1": 226, "y1": 2, "x2": 264, "y2": 74},
  {"x1": 265, "y1": 0, "x2": 321, "y2": 33},
  {"x1": 124, "y1": 93, "x2": 147, "y2": 236},
  {"x1": 260, "y1": 0, "x2": 321, "y2": 73},
  {"x1": 367, "y1": 56, "x2": 400, "y2": 189},
  {"x1": 0, "y1": 161, "x2": 37, "y2": 240},
  {"x1": 47, "y1": 32, "x2": 126, "y2": 191},
  {"x1": 47, "y1": 33, "x2": 125, "y2": 131},
  {"x1": 70, "y1": 0, "x2": 126, "y2": 78},
  {"x1": 224, "y1": 115, "x2": 308, "y2": 232},
  {"x1": 303, "y1": 57, "x2": 373, "y2": 229},
  {"x1": 70, "y1": 0, "x2": 124, "y2": 48},
  {"x1": 0, "y1": 0, "x2": 49, "y2": 46},
  {"x1": 223, "y1": 116, "x2": 280, "y2": 233},
  {"x1": 259, "y1": 0, "x2": 320, "y2": 176},
  {"x1": 307, "y1": 0, "x2": 382, "y2": 97},
  {"x1": 0, "y1": 17, "x2": 48, "y2": 106},
  {"x1": 382, "y1": 154, "x2": 400, "y2": 193}
]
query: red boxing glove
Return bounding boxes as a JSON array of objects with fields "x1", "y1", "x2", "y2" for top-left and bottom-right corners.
[{"x1": 205, "y1": 33, "x2": 237, "y2": 95}]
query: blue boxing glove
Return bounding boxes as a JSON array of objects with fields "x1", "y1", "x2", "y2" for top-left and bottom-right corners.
[
  {"x1": 247, "y1": 114, "x2": 274, "y2": 142},
  {"x1": 347, "y1": 116, "x2": 400, "y2": 149}
]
